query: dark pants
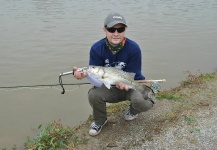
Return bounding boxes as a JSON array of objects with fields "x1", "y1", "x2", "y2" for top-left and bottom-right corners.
[{"x1": 88, "y1": 85, "x2": 155, "y2": 125}]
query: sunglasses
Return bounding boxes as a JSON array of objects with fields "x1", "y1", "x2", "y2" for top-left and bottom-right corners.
[{"x1": 106, "y1": 27, "x2": 125, "y2": 33}]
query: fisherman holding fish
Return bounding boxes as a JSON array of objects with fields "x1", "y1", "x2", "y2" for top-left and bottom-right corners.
[{"x1": 73, "y1": 13, "x2": 155, "y2": 136}]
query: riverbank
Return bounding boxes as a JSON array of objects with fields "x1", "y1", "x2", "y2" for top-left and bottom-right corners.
[{"x1": 25, "y1": 71, "x2": 217, "y2": 149}]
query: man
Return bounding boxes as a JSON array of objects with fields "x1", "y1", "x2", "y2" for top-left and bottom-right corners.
[{"x1": 73, "y1": 12, "x2": 155, "y2": 136}]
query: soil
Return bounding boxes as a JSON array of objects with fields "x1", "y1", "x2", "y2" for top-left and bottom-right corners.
[{"x1": 69, "y1": 72, "x2": 217, "y2": 150}]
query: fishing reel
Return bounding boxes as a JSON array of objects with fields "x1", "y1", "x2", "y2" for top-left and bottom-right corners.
[
  {"x1": 150, "y1": 82, "x2": 161, "y2": 93},
  {"x1": 137, "y1": 79, "x2": 166, "y2": 94}
]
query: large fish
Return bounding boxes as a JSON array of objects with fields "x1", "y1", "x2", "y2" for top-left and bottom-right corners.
[
  {"x1": 87, "y1": 66, "x2": 155, "y2": 102},
  {"x1": 87, "y1": 66, "x2": 151, "y2": 92}
]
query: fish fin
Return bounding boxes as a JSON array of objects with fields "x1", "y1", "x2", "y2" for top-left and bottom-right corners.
[
  {"x1": 122, "y1": 72, "x2": 136, "y2": 81},
  {"x1": 104, "y1": 83, "x2": 111, "y2": 89}
]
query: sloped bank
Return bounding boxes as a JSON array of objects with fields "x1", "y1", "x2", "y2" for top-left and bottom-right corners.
[{"x1": 75, "y1": 72, "x2": 217, "y2": 150}]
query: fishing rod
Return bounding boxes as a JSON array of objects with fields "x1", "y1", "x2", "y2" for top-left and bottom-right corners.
[
  {"x1": 59, "y1": 67, "x2": 166, "y2": 94},
  {"x1": 0, "y1": 68, "x2": 165, "y2": 94},
  {"x1": 136, "y1": 79, "x2": 166, "y2": 83}
]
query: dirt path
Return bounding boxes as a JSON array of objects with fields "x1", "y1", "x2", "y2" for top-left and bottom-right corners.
[{"x1": 71, "y1": 72, "x2": 217, "y2": 150}]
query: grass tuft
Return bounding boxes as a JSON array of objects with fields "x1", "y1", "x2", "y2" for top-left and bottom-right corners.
[
  {"x1": 185, "y1": 115, "x2": 197, "y2": 124},
  {"x1": 107, "y1": 101, "x2": 130, "y2": 114},
  {"x1": 156, "y1": 91, "x2": 183, "y2": 101},
  {"x1": 24, "y1": 119, "x2": 88, "y2": 150}
]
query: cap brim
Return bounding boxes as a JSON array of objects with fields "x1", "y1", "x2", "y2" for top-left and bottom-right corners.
[{"x1": 107, "y1": 21, "x2": 127, "y2": 28}]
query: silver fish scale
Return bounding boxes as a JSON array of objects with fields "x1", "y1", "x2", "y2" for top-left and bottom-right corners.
[
  {"x1": 96, "y1": 66, "x2": 141, "y2": 88},
  {"x1": 104, "y1": 67, "x2": 135, "y2": 81}
]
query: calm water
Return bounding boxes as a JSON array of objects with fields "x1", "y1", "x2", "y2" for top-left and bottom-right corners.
[{"x1": 1, "y1": 0, "x2": 217, "y2": 149}]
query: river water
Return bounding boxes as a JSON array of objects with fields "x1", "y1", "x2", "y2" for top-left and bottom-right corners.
[{"x1": 0, "y1": 0, "x2": 217, "y2": 149}]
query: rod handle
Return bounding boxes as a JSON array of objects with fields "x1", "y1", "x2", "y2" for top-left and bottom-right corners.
[
  {"x1": 60, "y1": 71, "x2": 74, "y2": 76},
  {"x1": 136, "y1": 79, "x2": 166, "y2": 83}
]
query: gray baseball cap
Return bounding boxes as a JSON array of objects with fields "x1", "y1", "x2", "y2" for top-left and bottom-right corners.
[{"x1": 104, "y1": 12, "x2": 127, "y2": 28}]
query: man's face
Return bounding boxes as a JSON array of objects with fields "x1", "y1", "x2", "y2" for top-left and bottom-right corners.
[{"x1": 104, "y1": 23, "x2": 126, "y2": 46}]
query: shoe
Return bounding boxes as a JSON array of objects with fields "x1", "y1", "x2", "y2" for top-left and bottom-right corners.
[
  {"x1": 124, "y1": 108, "x2": 138, "y2": 121},
  {"x1": 89, "y1": 119, "x2": 107, "y2": 136}
]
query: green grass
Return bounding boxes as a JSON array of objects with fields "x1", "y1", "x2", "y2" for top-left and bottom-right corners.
[
  {"x1": 178, "y1": 71, "x2": 216, "y2": 89},
  {"x1": 185, "y1": 115, "x2": 197, "y2": 124},
  {"x1": 156, "y1": 91, "x2": 183, "y2": 101},
  {"x1": 107, "y1": 101, "x2": 130, "y2": 113},
  {"x1": 156, "y1": 71, "x2": 217, "y2": 101},
  {"x1": 24, "y1": 120, "x2": 88, "y2": 150}
]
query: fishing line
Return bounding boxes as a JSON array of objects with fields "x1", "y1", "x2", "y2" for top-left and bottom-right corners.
[
  {"x1": 0, "y1": 83, "x2": 91, "y2": 92},
  {"x1": 0, "y1": 67, "x2": 89, "y2": 93},
  {"x1": 0, "y1": 83, "x2": 91, "y2": 89},
  {"x1": 0, "y1": 83, "x2": 90, "y2": 89}
]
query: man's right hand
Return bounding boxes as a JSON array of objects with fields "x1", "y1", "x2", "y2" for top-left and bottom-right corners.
[
  {"x1": 115, "y1": 82, "x2": 129, "y2": 91},
  {"x1": 73, "y1": 66, "x2": 88, "y2": 80}
]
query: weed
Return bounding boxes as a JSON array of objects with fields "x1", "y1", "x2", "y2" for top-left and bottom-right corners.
[
  {"x1": 173, "y1": 71, "x2": 216, "y2": 92},
  {"x1": 172, "y1": 103, "x2": 194, "y2": 113},
  {"x1": 157, "y1": 72, "x2": 217, "y2": 100},
  {"x1": 24, "y1": 120, "x2": 88, "y2": 150},
  {"x1": 2, "y1": 144, "x2": 17, "y2": 150},
  {"x1": 165, "y1": 112, "x2": 179, "y2": 122},
  {"x1": 200, "y1": 72, "x2": 216, "y2": 80},
  {"x1": 194, "y1": 127, "x2": 201, "y2": 132},
  {"x1": 188, "y1": 127, "x2": 201, "y2": 134},
  {"x1": 107, "y1": 101, "x2": 130, "y2": 113},
  {"x1": 181, "y1": 71, "x2": 203, "y2": 87},
  {"x1": 156, "y1": 91, "x2": 183, "y2": 101},
  {"x1": 185, "y1": 115, "x2": 197, "y2": 124}
]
